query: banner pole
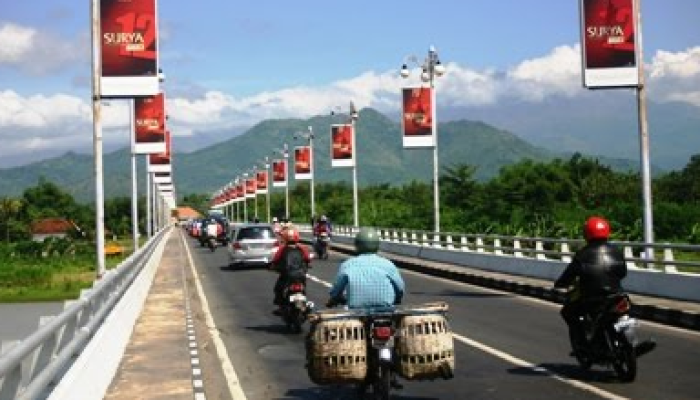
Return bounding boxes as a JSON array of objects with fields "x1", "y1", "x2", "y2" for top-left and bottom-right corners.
[
  {"x1": 635, "y1": 0, "x2": 654, "y2": 265},
  {"x1": 130, "y1": 99, "x2": 139, "y2": 251},
  {"x1": 91, "y1": 0, "x2": 106, "y2": 279}
]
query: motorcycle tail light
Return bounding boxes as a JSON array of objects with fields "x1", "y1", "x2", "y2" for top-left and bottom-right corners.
[
  {"x1": 289, "y1": 283, "x2": 304, "y2": 292},
  {"x1": 373, "y1": 326, "x2": 393, "y2": 340},
  {"x1": 615, "y1": 297, "x2": 631, "y2": 314}
]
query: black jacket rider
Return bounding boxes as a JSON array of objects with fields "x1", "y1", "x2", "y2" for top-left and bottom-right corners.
[
  {"x1": 555, "y1": 240, "x2": 627, "y2": 296},
  {"x1": 555, "y1": 240, "x2": 627, "y2": 351}
]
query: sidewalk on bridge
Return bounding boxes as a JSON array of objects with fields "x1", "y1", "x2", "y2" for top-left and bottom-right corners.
[
  {"x1": 328, "y1": 241, "x2": 700, "y2": 331},
  {"x1": 105, "y1": 233, "x2": 195, "y2": 400}
]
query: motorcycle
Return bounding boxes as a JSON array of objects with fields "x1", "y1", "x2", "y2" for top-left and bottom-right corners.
[
  {"x1": 569, "y1": 292, "x2": 655, "y2": 382},
  {"x1": 359, "y1": 310, "x2": 399, "y2": 400},
  {"x1": 314, "y1": 232, "x2": 331, "y2": 260},
  {"x1": 280, "y1": 280, "x2": 314, "y2": 333},
  {"x1": 207, "y1": 235, "x2": 217, "y2": 252}
]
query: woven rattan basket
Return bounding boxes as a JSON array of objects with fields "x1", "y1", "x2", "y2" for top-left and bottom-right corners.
[
  {"x1": 306, "y1": 317, "x2": 367, "y2": 385},
  {"x1": 396, "y1": 313, "x2": 455, "y2": 380}
]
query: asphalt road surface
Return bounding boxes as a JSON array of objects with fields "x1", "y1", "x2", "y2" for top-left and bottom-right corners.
[{"x1": 184, "y1": 235, "x2": 700, "y2": 400}]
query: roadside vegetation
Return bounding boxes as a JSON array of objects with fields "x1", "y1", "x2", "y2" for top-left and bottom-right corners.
[{"x1": 0, "y1": 154, "x2": 698, "y2": 302}]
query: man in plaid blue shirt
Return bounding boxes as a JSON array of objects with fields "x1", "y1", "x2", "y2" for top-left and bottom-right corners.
[{"x1": 328, "y1": 228, "x2": 405, "y2": 309}]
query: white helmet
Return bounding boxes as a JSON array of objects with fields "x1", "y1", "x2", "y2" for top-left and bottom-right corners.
[
  {"x1": 272, "y1": 217, "x2": 278, "y2": 223},
  {"x1": 320, "y1": 215, "x2": 328, "y2": 222}
]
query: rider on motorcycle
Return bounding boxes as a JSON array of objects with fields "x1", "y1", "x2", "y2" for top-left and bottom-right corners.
[
  {"x1": 270, "y1": 227, "x2": 311, "y2": 315},
  {"x1": 327, "y1": 227, "x2": 404, "y2": 309},
  {"x1": 554, "y1": 216, "x2": 627, "y2": 356},
  {"x1": 313, "y1": 215, "x2": 332, "y2": 237},
  {"x1": 327, "y1": 227, "x2": 406, "y2": 391}
]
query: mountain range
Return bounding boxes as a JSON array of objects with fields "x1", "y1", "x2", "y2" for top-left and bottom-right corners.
[{"x1": 0, "y1": 108, "x2": 666, "y2": 202}]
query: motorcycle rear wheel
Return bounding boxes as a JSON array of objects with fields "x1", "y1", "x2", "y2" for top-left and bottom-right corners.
[
  {"x1": 609, "y1": 330, "x2": 637, "y2": 382},
  {"x1": 371, "y1": 365, "x2": 391, "y2": 400}
]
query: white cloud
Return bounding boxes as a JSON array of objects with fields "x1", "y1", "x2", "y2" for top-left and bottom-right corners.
[
  {"x1": 647, "y1": 47, "x2": 700, "y2": 107},
  {"x1": 0, "y1": 22, "x2": 84, "y2": 75},
  {"x1": 0, "y1": 43, "x2": 699, "y2": 167},
  {"x1": 0, "y1": 23, "x2": 35, "y2": 63}
]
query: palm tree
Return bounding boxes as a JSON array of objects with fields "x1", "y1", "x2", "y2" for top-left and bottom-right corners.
[{"x1": 0, "y1": 197, "x2": 23, "y2": 242}]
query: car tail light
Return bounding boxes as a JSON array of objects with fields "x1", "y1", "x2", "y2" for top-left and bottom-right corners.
[
  {"x1": 614, "y1": 297, "x2": 631, "y2": 314},
  {"x1": 373, "y1": 326, "x2": 393, "y2": 340},
  {"x1": 289, "y1": 283, "x2": 304, "y2": 292},
  {"x1": 232, "y1": 241, "x2": 242, "y2": 250}
]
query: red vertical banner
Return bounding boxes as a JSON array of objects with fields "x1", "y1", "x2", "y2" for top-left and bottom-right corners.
[
  {"x1": 272, "y1": 159, "x2": 287, "y2": 188},
  {"x1": 236, "y1": 183, "x2": 245, "y2": 202},
  {"x1": 330, "y1": 124, "x2": 354, "y2": 167},
  {"x1": 100, "y1": 0, "x2": 160, "y2": 97},
  {"x1": 580, "y1": 0, "x2": 639, "y2": 88},
  {"x1": 294, "y1": 146, "x2": 312, "y2": 180},
  {"x1": 256, "y1": 170, "x2": 268, "y2": 194},
  {"x1": 148, "y1": 130, "x2": 171, "y2": 173},
  {"x1": 402, "y1": 87, "x2": 435, "y2": 148},
  {"x1": 133, "y1": 92, "x2": 166, "y2": 154},
  {"x1": 245, "y1": 178, "x2": 257, "y2": 198}
]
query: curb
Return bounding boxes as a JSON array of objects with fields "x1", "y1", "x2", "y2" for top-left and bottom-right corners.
[{"x1": 314, "y1": 239, "x2": 700, "y2": 332}]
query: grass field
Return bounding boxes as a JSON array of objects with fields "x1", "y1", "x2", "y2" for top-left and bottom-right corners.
[{"x1": 0, "y1": 239, "x2": 134, "y2": 303}]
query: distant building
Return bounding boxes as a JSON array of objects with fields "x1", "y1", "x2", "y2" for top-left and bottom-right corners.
[
  {"x1": 176, "y1": 207, "x2": 201, "y2": 222},
  {"x1": 31, "y1": 218, "x2": 80, "y2": 242}
]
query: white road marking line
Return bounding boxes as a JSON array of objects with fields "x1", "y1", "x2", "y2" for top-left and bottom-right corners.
[
  {"x1": 307, "y1": 273, "x2": 629, "y2": 400},
  {"x1": 182, "y1": 232, "x2": 248, "y2": 400}
]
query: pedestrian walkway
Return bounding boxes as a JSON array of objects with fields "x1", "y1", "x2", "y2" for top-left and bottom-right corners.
[{"x1": 105, "y1": 233, "x2": 194, "y2": 400}]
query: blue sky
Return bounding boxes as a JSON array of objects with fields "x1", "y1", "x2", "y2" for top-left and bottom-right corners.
[{"x1": 0, "y1": 0, "x2": 699, "y2": 167}]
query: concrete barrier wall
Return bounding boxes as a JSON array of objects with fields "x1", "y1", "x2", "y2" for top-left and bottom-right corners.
[
  {"x1": 325, "y1": 233, "x2": 700, "y2": 303},
  {"x1": 48, "y1": 230, "x2": 171, "y2": 400}
]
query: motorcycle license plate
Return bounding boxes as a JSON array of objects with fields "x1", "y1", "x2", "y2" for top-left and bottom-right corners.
[
  {"x1": 614, "y1": 317, "x2": 638, "y2": 332},
  {"x1": 289, "y1": 293, "x2": 306, "y2": 302}
]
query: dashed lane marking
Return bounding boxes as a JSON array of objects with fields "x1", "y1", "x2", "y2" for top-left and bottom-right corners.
[{"x1": 181, "y1": 231, "x2": 248, "y2": 400}]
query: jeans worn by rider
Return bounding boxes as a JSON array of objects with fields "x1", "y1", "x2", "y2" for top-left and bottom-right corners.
[
  {"x1": 554, "y1": 239, "x2": 627, "y2": 350},
  {"x1": 271, "y1": 244, "x2": 311, "y2": 306},
  {"x1": 329, "y1": 254, "x2": 405, "y2": 309}
]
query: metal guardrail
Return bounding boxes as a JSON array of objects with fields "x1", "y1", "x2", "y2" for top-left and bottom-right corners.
[
  {"x1": 0, "y1": 229, "x2": 168, "y2": 400},
  {"x1": 320, "y1": 225, "x2": 700, "y2": 273}
]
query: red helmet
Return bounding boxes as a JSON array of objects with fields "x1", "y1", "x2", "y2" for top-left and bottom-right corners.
[
  {"x1": 584, "y1": 216, "x2": 610, "y2": 241},
  {"x1": 284, "y1": 228, "x2": 300, "y2": 243}
]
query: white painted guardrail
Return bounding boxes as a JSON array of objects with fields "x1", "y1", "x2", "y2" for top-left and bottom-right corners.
[
  {"x1": 0, "y1": 228, "x2": 170, "y2": 400},
  {"x1": 302, "y1": 225, "x2": 700, "y2": 303}
]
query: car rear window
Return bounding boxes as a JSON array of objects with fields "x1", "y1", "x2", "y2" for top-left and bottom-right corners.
[{"x1": 237, "y1": 227, "x2": 274, "y2": 240}]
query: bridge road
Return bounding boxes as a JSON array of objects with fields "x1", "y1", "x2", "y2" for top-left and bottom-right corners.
[
  {"x1": 183, "y1": 232, "x2": 700, "y2": 400},
  {"x1": 101, "y1": 229, "x2": 700, "y2": 400}
]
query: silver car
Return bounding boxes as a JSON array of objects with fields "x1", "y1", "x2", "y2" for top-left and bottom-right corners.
[{"x1": 227, "y1": 223, "x2": 279, "y2": 268}]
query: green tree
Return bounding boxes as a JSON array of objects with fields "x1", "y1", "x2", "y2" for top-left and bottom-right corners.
[{"x1": 0, "y1": 197, "x2": 24, "y2": 242}]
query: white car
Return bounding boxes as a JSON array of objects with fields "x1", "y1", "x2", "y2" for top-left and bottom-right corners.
[{"x1": 227, "y1": 223, "x2": 279, "y2": 268}]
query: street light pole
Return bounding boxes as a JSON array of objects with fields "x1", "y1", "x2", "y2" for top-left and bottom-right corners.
[
  {"x1": 90, "y1": 0, "x2": 106, "y2": 278},
  {"x1": 265, "y1": 157, "x2": 271, "y2": 222},
  {"x1": 350, "y1": 106, "x2": 359, "y2": 228},
  {"x1": 401, "y1": 45, "x2": 446, "y2": 233},
  {"x1": 295, "y1": 126, "x2": 315, "y2": 219},
  {"x1": 332, "y1": 103, "x2": 360, "y2": 228}
]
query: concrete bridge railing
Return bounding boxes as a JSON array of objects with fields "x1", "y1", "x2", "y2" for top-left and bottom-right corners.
[
  {"x1": 0, "y1": 228, "x2": 170, "y2": 400},
  {"x1": 302, "y1": 224, "x2": 700, "y2": 303}
]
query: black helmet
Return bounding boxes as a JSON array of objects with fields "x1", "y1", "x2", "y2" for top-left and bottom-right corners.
[{"x1": 354, "y1": 227, "x2": 379, "y2": 254}]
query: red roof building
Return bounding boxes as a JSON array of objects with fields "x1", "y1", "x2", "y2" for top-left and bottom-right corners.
[{"x1": 31, "y1": 218, "x2": 78, "y2": 241}]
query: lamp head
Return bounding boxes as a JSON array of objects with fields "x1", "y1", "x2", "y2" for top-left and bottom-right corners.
[
  {"x1": 400, "y1": 64, "x2": 410, "y2": 78},
  {"x1": 434, "y1": 61, "x2": 446, "y2": 76}
]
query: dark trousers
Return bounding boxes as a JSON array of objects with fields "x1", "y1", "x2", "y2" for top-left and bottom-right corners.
[
  {"x1": 560, "y1": 296, "x2": 606, "y2": 350},
  {"x1": 273, "y1": 273, "x2": 306, "y2": 305}
]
